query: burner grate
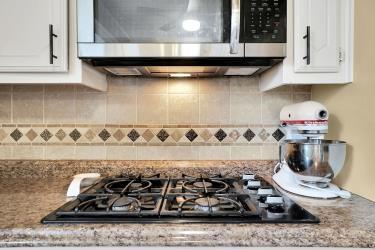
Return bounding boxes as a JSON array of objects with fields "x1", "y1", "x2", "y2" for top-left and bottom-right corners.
[{"x1": 42, "y1": 173, "x2": 320, "y2": 224}]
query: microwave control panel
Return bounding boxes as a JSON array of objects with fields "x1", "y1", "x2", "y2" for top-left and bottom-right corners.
[{"x1": 242, "y1": 0, "x2": 287, "y2": 43}]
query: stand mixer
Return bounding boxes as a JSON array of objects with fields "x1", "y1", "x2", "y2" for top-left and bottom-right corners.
[{"x1": 272, "y1": 101, "x2": 351, "y2": 199}]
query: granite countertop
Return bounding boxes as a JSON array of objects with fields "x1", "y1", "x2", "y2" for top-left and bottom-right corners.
[{"x1": 0, "y1": 160, "x2": 374, "y2": 248}]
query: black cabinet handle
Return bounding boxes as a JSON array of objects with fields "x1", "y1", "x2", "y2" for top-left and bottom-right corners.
[
  {"x1": 303, "y1": 26, "x2": 310, "y2": 65},
  {"x1": 49, "y1": 24, "x2": 58, "y2": 64}
]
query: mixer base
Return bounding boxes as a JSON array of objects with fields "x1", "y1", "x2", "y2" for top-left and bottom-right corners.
[{"x1": 273, "y1": 164, "x2": 341, "y2": 199}]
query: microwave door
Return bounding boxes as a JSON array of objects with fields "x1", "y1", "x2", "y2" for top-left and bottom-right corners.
[{"x1": 77, "y1": 0, "x2": 244, "y2": 58}]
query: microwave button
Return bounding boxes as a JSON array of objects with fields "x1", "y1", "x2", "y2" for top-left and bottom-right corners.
[
  {"x1": 252, "y1": 34, "x2": 261, "y2": 39},
  {"x1": 273, "y1": 29, "x2": 279, "y2": 34},
  {"x1": 271, "y1": 34, "x2": 278, "y2": 39}
]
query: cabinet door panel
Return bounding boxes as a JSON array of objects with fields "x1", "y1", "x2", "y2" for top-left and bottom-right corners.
[
  {"x1": 0, "y1": 0, "x2": 67, "y2": 72},
  {"x1": 294, "y1": 0, "x2": 340, "y2": 73}
]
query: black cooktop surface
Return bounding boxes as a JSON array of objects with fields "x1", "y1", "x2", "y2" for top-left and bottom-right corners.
[{"x1": 42, "y1": 173, "x2": 319, "y2": 224}]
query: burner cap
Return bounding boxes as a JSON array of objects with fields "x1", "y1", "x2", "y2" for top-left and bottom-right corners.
[
  {"x1": 112, "y1": 197, "x2": 134, "y2": 211},
  {"x1": 193, "y1": 181, "x2": 213, "y2": 188},
  {"x1": 195, "y1": 197, "x2": 220, "y2": 207},
  {"x1": 130, "y1": 182, "x2": 143, "y2": 188}
]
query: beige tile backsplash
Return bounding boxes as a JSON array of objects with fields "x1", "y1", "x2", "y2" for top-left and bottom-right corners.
[{"x1": 0, "y1": 76, "x2": 311, "y2": 160}]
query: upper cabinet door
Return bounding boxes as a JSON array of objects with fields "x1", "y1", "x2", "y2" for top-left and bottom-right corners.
[
  {"x1": 0, "y1": 0, "x2": 67, "y2": 72},
  {"x1": 294, "y1": 0, "x2": 340, "y2": 73}
]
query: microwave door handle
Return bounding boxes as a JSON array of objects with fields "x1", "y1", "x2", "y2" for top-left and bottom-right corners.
[{"x1": 230, "y1": 0, "x2": 241, "y2": 54}]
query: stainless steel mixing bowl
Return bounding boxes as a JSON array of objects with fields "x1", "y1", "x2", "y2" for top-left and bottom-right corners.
[{"x1": 281, "y1": 139, "x2": 347, "y2": 184}]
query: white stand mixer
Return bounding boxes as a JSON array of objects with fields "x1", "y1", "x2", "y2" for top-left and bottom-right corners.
[{"x1": 272, "y1": 101, "x2": 351, "y2": 199}]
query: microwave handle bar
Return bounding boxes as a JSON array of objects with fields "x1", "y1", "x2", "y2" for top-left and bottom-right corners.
[{"x1": 230, "y1": 0, "x2": 241, "y2": 54}]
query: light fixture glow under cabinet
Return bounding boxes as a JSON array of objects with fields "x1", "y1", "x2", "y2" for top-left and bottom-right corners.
[{"x1": 169, "y1": 73, "x2": 192, "y2": 78}]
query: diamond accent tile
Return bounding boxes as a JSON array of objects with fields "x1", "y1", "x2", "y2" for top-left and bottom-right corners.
[
  {"x1": 171, "y1": 130, "x2": 184, "y2": 142},
  {"x1": 128, "y1": 129, "x2": 140, "y2": 142},
  {"x1": 113, "y1": 129, "x2": 125, "y2": 142},
  {"x1": 84, "y1": 129, "x2": 96, "y2": 141},
  {"x1": 55, "y1": 129, "x2": 66, "y2": 141},
  {"x1": 142, "y1": 129, "x2": 154, "y2": 142},
  {"x1": 258, "y1": 128, "x2": 270, "y2": 141},
  {"x1": 98, "y1": 129, "x2": 111, "y2": 142},
  {"x1": 272, "y1": 128, "x2": 285, "y2": 141},
  {"x1": 229, "y1": 130, "x2": 241, "y2": 142},
  {"x1": 0, "y1": 129, "x2": 7, "y2": 141},
  {"x1": 243, "y1": 129, "x2": 255, "y2": 142},
  {"x1": 157, "y1": 129, "x2": 169, "y2": 142},
  {"x1": 214, "y1": 129, "x2": 227, "y2": 142},
  {"x1": 40, "y1": 129, "x2": 53, "y2": 142},
  {"x1": 25, "y1": 129, "x2": 38, "y2": 141},
  {"x1": 200, "y1": 129, "x2": 213, "y2": 142},
  {"x1": 69, "y1": 129, "x2": 82, "y2": 142},
  {"x1": 185, "y1": 129, "x2": 198, "y2": 142},
  {"x1": 10, "y1": 129, "x2": 23, "y2": 142}
]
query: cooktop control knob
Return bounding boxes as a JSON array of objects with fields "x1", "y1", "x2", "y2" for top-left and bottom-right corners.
[
  {"x1": 257, "y1": 187, "x2": 273, "y2": 196},
  {"x1": 265, "y1": 195, "x2": 284, "y2": 205},
  {"x1": 246, "y1": 180, "x2": 261, "y2": 194},
  {"x1": 243, "y1": 174, "x2": 256, "y2": 180}
]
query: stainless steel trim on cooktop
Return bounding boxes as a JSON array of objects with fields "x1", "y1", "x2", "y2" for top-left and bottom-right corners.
[{"x1": 78, "y1": 43, "x2": 246, "y2": 58}]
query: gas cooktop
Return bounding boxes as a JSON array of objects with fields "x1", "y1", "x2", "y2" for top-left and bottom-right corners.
[{"x1": 42, "y1": 173, "x2": 319, "y2": 224}]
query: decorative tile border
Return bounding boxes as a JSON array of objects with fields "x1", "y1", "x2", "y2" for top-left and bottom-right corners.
[{"x1": 0, "y1": 124, "x2": 285, "y2": 146}]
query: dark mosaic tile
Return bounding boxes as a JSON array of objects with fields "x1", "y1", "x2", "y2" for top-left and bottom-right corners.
[
  {"x1": 69, "y1": 129, "x2": 82, "y2": 142},
  {"x1": 243, "y1": 129, "x2": 255, "y2": 142},
  {"x1": 40, "y1": 129, "x2": 53, "y2": 142},
  {"x1": 272, "y1": 128, "x2": 285, "y2": 141},
  {"x1": 157, "y1": 129, "x2": 169, "y2": 142},
  {"x1": 214, "y1": 129, "x2": 227, "y2": 142},
  {"x1": 98, "y1": 129, "x2": 111, "y2": 142},
  {"x1": 185, "y1": 129, "x2": 198, "y2": 142},
  {"x1": 10, "y1": 129, "x2": 23, "y2": 142},
  {"x1": 55, "y1": 129, "x2": 66, "y2": 141},
  {"x1": 127, "y1": 129, "x2": 140, "y2": 142}
]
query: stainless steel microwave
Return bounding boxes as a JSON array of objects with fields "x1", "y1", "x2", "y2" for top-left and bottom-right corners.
[{"x1": 77, "y1": 0, "x2": 287, "y2": 77}]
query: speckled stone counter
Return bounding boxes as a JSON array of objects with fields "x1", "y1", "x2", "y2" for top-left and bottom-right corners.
[{"x1": 0, "y1": 160, "x2": 374, "y2": 248}]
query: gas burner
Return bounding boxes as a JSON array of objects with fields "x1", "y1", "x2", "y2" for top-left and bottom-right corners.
[
  {"x1": 104, "y1": 179, "x2": 152, "y2": 194},
  {"x1": 193, "y1": 181, "x2": 213, "y2": 188},
  {"x1": 182, "y1": 179, "x2": 229, "y2": 194},
  {"x1": 194, "y1": 197, "x2": 220, "y2": 212},
  {"x1": 112, "y1": 196, "x2": 140, "y2": 212}
]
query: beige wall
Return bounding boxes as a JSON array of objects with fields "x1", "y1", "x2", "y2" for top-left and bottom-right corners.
[{"x1": 312, "y1": 0, "x2": 375, "y2": 201}]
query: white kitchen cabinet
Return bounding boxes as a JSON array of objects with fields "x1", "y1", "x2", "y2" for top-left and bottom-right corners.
[
  {"x1": 0, "y1": 0, "x2": 107, "y2": 91},
  {"x1": 260, "y1": 0, "x2": 354, "y2": 91},
  {"x1": 0, "y1": 0, "x2": 68, "y2": 72}
]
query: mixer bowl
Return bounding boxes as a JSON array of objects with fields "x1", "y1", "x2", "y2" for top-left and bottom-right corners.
[{"x1": 281, "y1": 139, "x2": 346, "y2": 184}]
